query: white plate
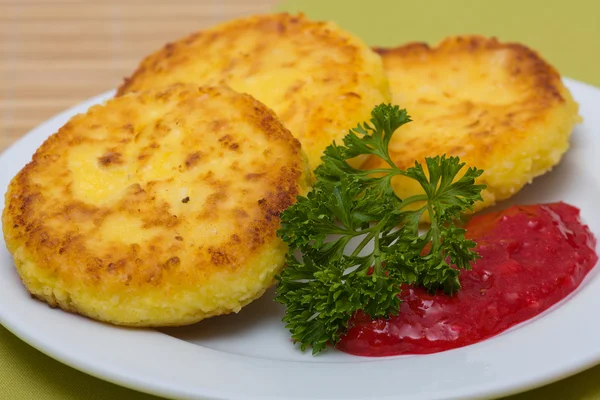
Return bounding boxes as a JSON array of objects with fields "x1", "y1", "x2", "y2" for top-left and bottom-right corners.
[{"x1": 1, "y1": 78, "x2": 600, "y2": 400}]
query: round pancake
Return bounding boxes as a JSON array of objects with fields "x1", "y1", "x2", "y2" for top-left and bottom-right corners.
[
  {"x1": 116, "y1": 13, "x2": 390, "y2": 171},
  {"x1": 2, "y1": 84, "x2": 311, "y2": 327},
  {"x1": 366, "y1": 36, "x2": 580, "y2": 213}
]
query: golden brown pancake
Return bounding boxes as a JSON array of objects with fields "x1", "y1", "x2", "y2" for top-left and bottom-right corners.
[
  {"x1": 367, "y1": 36, "x2": 580, "y2": 212},
  {"x1": 117, "y1": 13, "x2": 390, "y2": 171},
  {"x1": 2, "y1": 84, "x2": 311, "y2": 327}
]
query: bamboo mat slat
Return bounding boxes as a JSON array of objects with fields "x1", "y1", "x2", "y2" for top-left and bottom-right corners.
[{"x1": 0, "y1": 0, "x2": 278, "y2": 153}]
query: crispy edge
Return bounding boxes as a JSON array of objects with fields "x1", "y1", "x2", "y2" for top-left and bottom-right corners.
[
  {"x1": 116, "y1": 13, "x2": 366, "y2": 96},
  {"x1": 2, "y1": 84, "x2": 308, "y2": 290},
  {"x1": 374, "y1": 35, "x2": 566, "y2": 104}
]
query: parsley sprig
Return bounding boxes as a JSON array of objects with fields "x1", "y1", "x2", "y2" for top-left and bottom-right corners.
[{"x1": 275, "y1": 104, "x2": 486, "y2": 354}]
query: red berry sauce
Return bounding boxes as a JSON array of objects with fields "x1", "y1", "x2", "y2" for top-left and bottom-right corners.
[{"x1": 337, "y1": 202, "x2": 598, "y2": 356}]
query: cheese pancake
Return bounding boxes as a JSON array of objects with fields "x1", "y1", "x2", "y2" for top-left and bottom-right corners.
[
  {"x1": 367, "y1": 36, "x2": 580, "y2": 212},
  {"x1": 2, "y1": 84, "x2": 311, "y2": 327},
  {"x1": 116, "y1": 13, "x2": 390, "y2": 171}
]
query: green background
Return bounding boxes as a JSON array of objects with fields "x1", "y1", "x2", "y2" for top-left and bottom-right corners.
[
  {"x1": 1, "y1": 0, "x2": 599, "y2": 399},
  {"x1": 282, "y1": 0, "x2": 600, "y2": 87}
]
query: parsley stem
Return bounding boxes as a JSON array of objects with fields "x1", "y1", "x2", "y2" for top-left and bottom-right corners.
[
  {"x1": 329, "y1": 227, "x2": 363, "y2": 236},
  {"x1": 371, "y1": 220, "x2": 386, "y2": 276},
  {"x1": 427, "y1": 203, "x2": 441, "y2": 252},
  {"x1": 363, "y1": 168, "x2": 407, "y2": 176},
  {"x1": 373, "y1": 233, "x2": 383, "y2": 276},
  {"x1": 397, "y1": 194, "x2": 428, "y2": 210},
  {"x1": 351, "y1": 231, "x2": 375, "y2": 257},
  {"x1": 379, "y1": 152, "x2": 397, "y2": 171}
]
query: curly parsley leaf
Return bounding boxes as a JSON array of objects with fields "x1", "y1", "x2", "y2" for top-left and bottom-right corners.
[{"x1": 275, "y1": 104, "x2": 486, "y2": 354}]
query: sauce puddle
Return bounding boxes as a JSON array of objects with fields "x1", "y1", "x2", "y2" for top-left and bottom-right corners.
[{"x1": 337, "y1": 202, "x2": 598, "y2": 356}]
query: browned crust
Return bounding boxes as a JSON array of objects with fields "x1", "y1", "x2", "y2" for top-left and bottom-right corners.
[
  {"x1": 117, "y1": 13, "x2": 329, "y2": 96},
  {"x1": 363, "y1": 35, "x2": 579, "y2": 217},
  {"x1": 374, "y1": 35, "x2": 565, "y2": 104},
  {"x1": 3, "y1": 84, "x2": 305, "y2": 293},
  {"x1": 113, "y1": 12, "x2": 390, "y2": 172}
]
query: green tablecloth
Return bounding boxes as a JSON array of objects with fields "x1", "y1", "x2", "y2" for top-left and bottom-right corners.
[{"x1": 2, "y1": 0, "x2": 599, "y2": 399}]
